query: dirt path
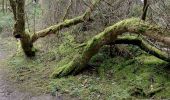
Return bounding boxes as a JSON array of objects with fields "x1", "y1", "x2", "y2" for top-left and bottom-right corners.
[{"x1": 0, "y1": 36, "x2": 59, "y2": 100}]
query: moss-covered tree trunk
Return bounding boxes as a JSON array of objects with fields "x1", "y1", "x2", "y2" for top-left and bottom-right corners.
[
  {"x1": 16, "y1": 0, "x2": 35, "y2": 57},
  {"x1": 9, "y1": 0, "x2": 101, "y2": 57},
  {"x1": 51, "y1": 18, "x2": 170, "y2": 78},
  {"x1": 10, "y1": 0, "x2": 35, "y2": 57}
]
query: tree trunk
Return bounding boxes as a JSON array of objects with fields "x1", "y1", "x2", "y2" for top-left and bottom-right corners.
[
  {"x1": 20, "y1": 33, "x2": 35, "y2": 57},
  {"x1": 14, "y1": 0, "x2": 35, "y2": 57},
  {"x1": 51, "y1": 18, "x2": 170, "y2": 78},
  {"x1": 9, "y1": 0, "x2": 101, "y2": 57}
]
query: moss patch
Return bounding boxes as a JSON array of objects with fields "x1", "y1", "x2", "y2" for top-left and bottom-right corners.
[{"x1": 4, "y1": 32, "x2": 170, "y2": 99}]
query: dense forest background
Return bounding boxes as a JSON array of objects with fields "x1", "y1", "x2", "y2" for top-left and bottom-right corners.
[{"x1": 0, "y1": 0, "x2": 170, "y2": 99}]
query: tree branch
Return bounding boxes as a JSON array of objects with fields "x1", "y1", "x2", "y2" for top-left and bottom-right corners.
[
  {"x1": 51, "y1": 18, "x2": 170, "y2": 78},
  {"x1": 114, "y1": 35, "x2": 170, "y2": 62},
  {"x1": 31, "y1": 0, "x2": 102, "y2": 43}
]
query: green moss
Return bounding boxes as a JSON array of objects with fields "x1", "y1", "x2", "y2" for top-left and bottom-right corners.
[
  {"x1": 51, "y1": 54, "x2": 84, "y2": 78},
  {"x1": 55, "y1": 32, "x2": 78, "y2": 55},
  {"x1": 136, "y1": 54, "x2": 166, "y2": 65},
  {"x1": 59, "y1": 61, "x2": 77, "y2": 76},
  {"x1": 138, "y1": 26, "x2": 148, "y2": 33},
  {"x1": 5, "y1": 38, "x2": 170, "y2": 99},
  {"x1": 4, "y1": 17, "x2": 170, "y2": 99}
]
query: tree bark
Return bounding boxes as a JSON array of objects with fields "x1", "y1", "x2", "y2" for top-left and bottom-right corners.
[
  {"x1": 10, "y1": 0, "x2": 35, "y2": 57},
  {"x1": 51, "y1": 18, "x2": 170, "y2": 78},
  {"x1": 16, "y1": 0, "x2": 35, "y2": 57},
  {"x1": 114, "y1": 35, "x2": 170, "y2": 62},
  {"x1": 9, "y1": 0, "x2": 101, "y2": 57},
  {"x1": 141, "y1": 0, "x2": 149, "y2": 21}
]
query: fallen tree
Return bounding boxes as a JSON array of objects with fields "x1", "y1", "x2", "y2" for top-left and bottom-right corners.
[
  {"x1": 9, "y1": 0, "x2": 170, "y2": 58},
  {"x1": 9, "y1": 1, "x2": 170, "y2": 78},
  {"x1": 51, "y1": 18, "x2": 170, "y2": 78}
]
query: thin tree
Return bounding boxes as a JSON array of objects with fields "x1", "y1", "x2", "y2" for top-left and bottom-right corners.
[{"x1": 141, "y1": 0, "x2": 149, "y2": 20}]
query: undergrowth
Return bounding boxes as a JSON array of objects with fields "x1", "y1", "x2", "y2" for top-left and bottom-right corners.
[{"x1": 5, "y1": 32, "x2": 170, "y2": 99}]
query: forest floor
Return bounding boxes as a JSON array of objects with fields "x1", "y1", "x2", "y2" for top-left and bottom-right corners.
[
  {"x1": 0, "y1": 34, "x2": 61, "y2": 100},
  {"x1": 0, "y1": 31, "x2": 170, "y2": 100}
]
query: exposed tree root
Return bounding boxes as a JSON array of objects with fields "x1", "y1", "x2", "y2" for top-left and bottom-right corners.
[{"x1": 51, "y1": 18, "x2": 170, "y2": 78}]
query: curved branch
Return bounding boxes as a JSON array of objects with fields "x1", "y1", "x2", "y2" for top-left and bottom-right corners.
[
  {"x1": 114, "y1": 35, "x2": 170, "y2": 62},
  {"x1": 51, "y1": 18, "x2": 170, "y2": 78}
]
